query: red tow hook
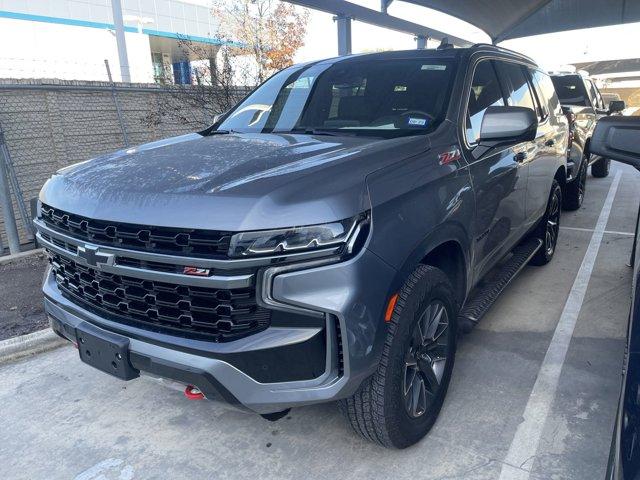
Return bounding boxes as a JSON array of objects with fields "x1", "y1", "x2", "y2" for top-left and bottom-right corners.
[{"x1": 184, "y1": 385, "x2": 205, "y2": 400}]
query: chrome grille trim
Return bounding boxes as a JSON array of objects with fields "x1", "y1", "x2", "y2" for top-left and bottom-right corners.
[
  {"x1": 34, "y1": 218, "x2": 342, "y2": 270},
  {"x1": 36, "y1": 221, "x2": 253, "y2": 289}
]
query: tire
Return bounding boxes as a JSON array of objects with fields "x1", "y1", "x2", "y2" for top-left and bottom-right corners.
[
  {"x1": 591, "y1": 156, "x2": 611, "y2": 178},
  {"x1": 339, "y1": 265, "x2": 457, "y2": 448},
  {"x1": 563, "y1": 159, "x2": 587, "y2": 211},
  {"x1": 530, "y1": 179, "x2": 562, "y2": 266}
]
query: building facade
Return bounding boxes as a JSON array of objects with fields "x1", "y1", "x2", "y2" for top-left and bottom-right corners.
[{"x1": 0, "y1": 0, "x2": 226, "y2": 83}]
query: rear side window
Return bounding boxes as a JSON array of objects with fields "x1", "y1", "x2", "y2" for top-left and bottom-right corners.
[
  {"x1": 465, "y1": 60, "x2": 504, "y2": 145},
  {"x1": 550, "y1": 75, "x2": 589, "y2": 106},
  {"x1": 494, "y1": 61, "x2": 537, "y2": 112},
  {"x1": 585, "y1": 80, "x2": 604, "y2": 109}
]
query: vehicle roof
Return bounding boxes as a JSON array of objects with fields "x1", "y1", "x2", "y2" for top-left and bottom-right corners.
[{"x1": 312, "y1": 44, "x2": 537, "y2": 69}]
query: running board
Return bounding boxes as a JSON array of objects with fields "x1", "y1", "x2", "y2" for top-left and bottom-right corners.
[{"x1": 458, "y1": 238, "x2": 543, "y2": 333}]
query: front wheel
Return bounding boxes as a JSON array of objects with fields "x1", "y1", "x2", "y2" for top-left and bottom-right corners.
[
  {"x1": 591, "y1": 156, "x2": 611, "y2": 178},
  {"x1": 530, "y1": 179, "x2": 562, "y2": 266},
  {"x1": 340, "y1": 265, "x2": 457, "y2": 448}
]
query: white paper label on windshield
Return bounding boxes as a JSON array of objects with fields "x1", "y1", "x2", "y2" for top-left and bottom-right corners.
[{"x1": 408, "y1": 117, "x2": 427, "y2": 126}]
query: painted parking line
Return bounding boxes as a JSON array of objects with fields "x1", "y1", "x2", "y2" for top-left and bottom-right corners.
[
  {"x1": 498, "y1": 170, "x2": 623, "y2": 480},
  {"x1": 560, "y1": 225, "x2": 634, "y2": 236}
]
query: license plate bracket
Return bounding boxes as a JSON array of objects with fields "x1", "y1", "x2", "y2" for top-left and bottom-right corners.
[{"x1": 75, "y1": 322, "x2": 139, "y2": 380}]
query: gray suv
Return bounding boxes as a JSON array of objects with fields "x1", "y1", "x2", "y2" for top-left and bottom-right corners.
[{"x1": 37, "y1": 44, "x2": 568, "y2": 448}]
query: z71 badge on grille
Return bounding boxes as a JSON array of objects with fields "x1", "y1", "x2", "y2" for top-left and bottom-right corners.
[{"x1": 183, "y1": 266, "x2": 211, "y2": 276}]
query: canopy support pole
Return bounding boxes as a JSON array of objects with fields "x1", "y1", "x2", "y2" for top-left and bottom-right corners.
[{"x1": 335, "y1": 14, "x2": 352, "y2": 56}]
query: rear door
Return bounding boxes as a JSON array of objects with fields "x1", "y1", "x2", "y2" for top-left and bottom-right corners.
[{"x1": 463, "y1": 58, "x2": 528, "y2": 281}]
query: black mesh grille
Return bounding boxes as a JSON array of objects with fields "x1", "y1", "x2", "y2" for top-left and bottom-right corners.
[
  {"x1": 40, "y1": 204, "x2": 233, "y2": 258},
  {"x1": 49, "y1": 252, "x2": 270, "y2": 342}
]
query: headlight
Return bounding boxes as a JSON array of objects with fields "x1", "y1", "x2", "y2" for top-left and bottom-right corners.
[{"x1": 228, "y1": 212, "x2": 369, "y2": 258}]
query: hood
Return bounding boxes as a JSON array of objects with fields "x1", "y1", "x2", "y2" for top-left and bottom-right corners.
[{"x1": 40, "y1": 132, "x2": 428, "y2": 231}]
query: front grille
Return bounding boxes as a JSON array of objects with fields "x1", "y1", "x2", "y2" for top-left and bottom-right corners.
[
  {"x1": 49, "y1": 252, "x2": 270, "y2": 342},
  {"x1": 40, "y1": 204, "x2": 233, "y2": 258}
]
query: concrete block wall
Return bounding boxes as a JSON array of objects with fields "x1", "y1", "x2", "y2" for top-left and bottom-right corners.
[{"x1": 0, "y1": 78, "x2": 217, "y2": 250}]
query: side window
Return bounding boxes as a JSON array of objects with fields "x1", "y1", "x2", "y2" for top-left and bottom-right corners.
[
  {"x1": 585, "y1": 80, "x2": 601, "y2": 109},
  {"x1": 465, "y1": 60, "x2": 505, "y2": 145},
  {"x1": 533, "y1": 70, "x2": 562, "y2": 115},
  {"x1": 593, "y1": 84, "x2": 605, "y2": 110},
  {"x1": 526, "y1": 68, "x2": 548, "y2": 121},
  {"x1": 495, "y1": 61, "x2": 537, "y2": 112}
]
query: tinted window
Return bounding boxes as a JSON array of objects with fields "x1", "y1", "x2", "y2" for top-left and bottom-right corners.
[
  {"x1": 218, "y1": 58, "x2": 457, "y2": 138},
  {"x1": 586, "y1": 80, "x2": 604, "y2": 109},
  {"x1": 495, "y1": 61, "x2": 537, "y2": 111},
  {"x1": 550, "y1": 75, "x2": 589, "y2": 106},
  {"x1": 465, "y1": 60, "x2": 504, "y2": 145},
  {"x1": 530, "y1": 69, "x2": 561, "y2": 117}
]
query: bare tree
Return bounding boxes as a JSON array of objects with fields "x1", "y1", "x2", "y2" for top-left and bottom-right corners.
[
  {"x1": 142, "y1": 38, "x2": 252, "y2": 129},
  {"x1": 143, "y1": 1, "x2": 309, "y2": 129},
  {"x1": 212, "y1": 0, "x2": 309, "y2": 82}
]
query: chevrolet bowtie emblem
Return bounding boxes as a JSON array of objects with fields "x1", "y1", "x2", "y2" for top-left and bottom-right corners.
[{"x1": 76, "y1": 245, "x2": 114, "y2": 268}]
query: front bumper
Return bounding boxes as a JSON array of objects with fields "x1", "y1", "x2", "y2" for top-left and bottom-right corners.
[{"x1": 44, "y1": 248, "x2": 396, "y2": 414}]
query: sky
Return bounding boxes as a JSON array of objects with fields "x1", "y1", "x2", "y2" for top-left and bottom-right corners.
[{"x1": 184, "y1": 0, "x2": 640, "y2": 73}]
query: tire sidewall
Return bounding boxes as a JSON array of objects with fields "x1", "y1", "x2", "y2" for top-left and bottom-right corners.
[
  {"x1": 545, "y1": 182, "x2": 562, "y2": 259},
  {"x1": 383, "y1": 270, "x2": 457, "y2": 448}
]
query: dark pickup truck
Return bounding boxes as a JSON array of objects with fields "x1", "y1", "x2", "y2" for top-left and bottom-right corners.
[
  {"x1": 550, "y1": 73, "x2": 625, "y2": 210},
  {"x1": 37, "y1": 44, "x2": 568, "y2": 448}
]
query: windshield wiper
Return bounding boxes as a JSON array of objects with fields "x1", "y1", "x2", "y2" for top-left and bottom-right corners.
[
  {"x1": 206, "y1": 128, "x2": 244, "y2": 136},
  {"x1": 286, "y1": 128, "x2": 356, "y2": 137}
]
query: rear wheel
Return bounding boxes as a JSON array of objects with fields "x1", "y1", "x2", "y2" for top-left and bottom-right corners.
[
  {"x1": 530, "y1": 179, "x2": 562, "y2": 266},
  {"x1": 591, "y1": 156, "x2": 611, "y2": 178},
  {"x1": 563, "y1": 160, "x2": 587, "y2": 211},
  {"x1": 340, "y1": 265, "x2": 457, "y2": 448}
]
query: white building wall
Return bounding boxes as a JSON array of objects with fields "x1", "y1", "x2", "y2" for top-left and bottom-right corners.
[{"x1": 0, "y1": 18, "x2": 155, "y2": 82}]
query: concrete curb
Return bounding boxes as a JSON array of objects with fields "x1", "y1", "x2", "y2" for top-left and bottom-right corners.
[
  {"x1": 0, "y1": 248, "x2": 45, "y2": 266},
  {"x1": 0, "y1": 328, "x2": 67, "y2": 364}
]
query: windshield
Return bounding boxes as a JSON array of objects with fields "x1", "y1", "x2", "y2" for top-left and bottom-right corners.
[
  {"x1": 550, "y1": 75, "x2": 589, "y2": 106},
  {"x1": 217, "y1": 58, "x2": 457, "y2": 138}
]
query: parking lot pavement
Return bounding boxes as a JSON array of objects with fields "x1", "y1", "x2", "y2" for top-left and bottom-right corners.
[{"x1": 1, "y1": 164, "x2": 638, "y2": 480}]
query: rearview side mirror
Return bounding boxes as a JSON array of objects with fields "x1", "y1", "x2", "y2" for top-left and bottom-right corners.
[
  {"x1": 479, "y1": 106, "x2": 538, "y2": 145},
  {"x1": 591, "y1": 116, "x2": 640, "y2": 170},
  {"x1": 609, "y1": 100, "x2": 626, "y2": 114}
]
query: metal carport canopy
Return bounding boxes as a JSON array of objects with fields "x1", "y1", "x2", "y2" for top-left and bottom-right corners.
[
  {"x1": 396, "y1": 0, "x2": 640, "y2": 43},
  {"x1": 284, "y1": 0, "x2": 473, "y2": 55}
]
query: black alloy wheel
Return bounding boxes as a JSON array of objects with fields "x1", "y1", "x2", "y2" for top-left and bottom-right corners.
[
  {"x1": 531, "y1": 179, "x2": 562, "y2": 266},
  {"x1": 545, "y1": 187, "x2": 561, "y2": 257},
  {"x1": 577, "y1": 162, "x2": 587, "y2": 206},
  {"x1": 403, "y1": 301, "x2": 450, "y2": 418}
]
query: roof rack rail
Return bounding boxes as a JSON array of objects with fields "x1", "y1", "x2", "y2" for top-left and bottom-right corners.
[{"x1": 469, "y1": 43, "x2": 536, "y2": 63}]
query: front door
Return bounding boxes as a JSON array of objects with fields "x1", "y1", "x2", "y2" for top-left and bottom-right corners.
[{"x1": 462, "y1": 59, "x2": 529, "y2": 281}]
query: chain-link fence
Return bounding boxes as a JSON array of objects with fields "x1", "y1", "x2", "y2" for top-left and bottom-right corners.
[{"x1": 0, "y1": 70, "x2": 249, "y2": 255}]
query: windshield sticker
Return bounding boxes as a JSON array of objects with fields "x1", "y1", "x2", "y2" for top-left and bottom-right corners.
[
  {"x1": 394, "y1": 85, "x2": 407, "y2": 92},
  {"x1": 408, "y1": 117, "x2": 427, "y2": 126},
  {"x1": 421, "y1": 64, "x2": 446, "y2": 70}
]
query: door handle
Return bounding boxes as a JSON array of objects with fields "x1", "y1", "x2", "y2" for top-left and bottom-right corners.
[
  {"x1": 545, "y1": 139, "x2": 555, "y2": 147},
  {"x1": 514, "y1": 151, "x2": 528, "y2": 162}
]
